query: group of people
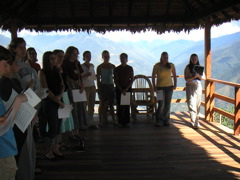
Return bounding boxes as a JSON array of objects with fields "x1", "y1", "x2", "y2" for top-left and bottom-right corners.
[{"x1": 0, "y1": 37, "x2": 205, "y2": 180}]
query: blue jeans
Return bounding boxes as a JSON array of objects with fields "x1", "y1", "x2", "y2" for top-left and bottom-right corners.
[{"x1": 155, "y1": 86, "x2": 173, "y2": 123}]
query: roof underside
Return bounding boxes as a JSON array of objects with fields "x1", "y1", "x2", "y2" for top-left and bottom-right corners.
[{"x1": 1, "y1": 0, "x2": 240, "y2": 34}]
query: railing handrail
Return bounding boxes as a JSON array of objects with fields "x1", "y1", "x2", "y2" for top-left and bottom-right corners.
[{"x1": 207, "y1": 78, "x2": 240, "y2": 88}]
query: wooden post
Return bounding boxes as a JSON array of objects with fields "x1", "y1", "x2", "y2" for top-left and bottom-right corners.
[
  {"x1": 9, "y1": 19, "x2": 18, "y2": 40},
  {"x1": 10, "y1": 29, "x2": 18, "y2": 40},
  {"x1": 234, "y1": 87, "x2": 240, "y2": 135},
  {"x1": 204, "y1": 18, "x2": 214, "y2": 122}
]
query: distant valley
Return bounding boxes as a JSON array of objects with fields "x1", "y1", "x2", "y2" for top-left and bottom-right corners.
[{"x1": 0, "y1": 31, "x2": 239, "y2": 110}]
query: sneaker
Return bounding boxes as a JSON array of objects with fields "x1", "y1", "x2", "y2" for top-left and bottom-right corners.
[
  {"x1": 193, "y1": 126, "x2": 199, "y2": 129},
  {"x1": 155, "y1": 123, "x2": 161, "y2": 127}
]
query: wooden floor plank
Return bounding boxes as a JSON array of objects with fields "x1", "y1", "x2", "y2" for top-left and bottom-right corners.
[{"x1": 35, "y1": 112, "x2": 240, "y2": 180}]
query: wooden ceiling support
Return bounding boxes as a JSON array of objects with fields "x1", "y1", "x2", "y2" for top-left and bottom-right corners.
[{"x1": 204, "y1": 18, "x2": 213, "y2": 122}]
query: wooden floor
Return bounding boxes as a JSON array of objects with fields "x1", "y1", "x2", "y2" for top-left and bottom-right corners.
[{"x1": 35, "y1": 112, "x2": 240, "y2": 180}]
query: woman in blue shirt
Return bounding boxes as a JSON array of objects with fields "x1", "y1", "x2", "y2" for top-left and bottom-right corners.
[{"x1": 0, "y1": 45, "x2": 27, "y2": 180}]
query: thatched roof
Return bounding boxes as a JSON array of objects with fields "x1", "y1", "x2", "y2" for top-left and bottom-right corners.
[{"x1": 1, "y1": 0, "x2": 240, "y2": 34}]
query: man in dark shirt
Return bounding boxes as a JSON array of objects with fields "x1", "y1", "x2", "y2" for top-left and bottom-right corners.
[{"x1": 114, "y1": 53, "x2": 134, "y2": 127}]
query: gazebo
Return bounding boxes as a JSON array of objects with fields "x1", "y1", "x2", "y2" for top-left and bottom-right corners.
[
  {"x1": 1, "y1": 0, "x2": 239, "y2": 135},
  {"x1": 1, "y1": 1, "x2": 240, "y2": 179}
]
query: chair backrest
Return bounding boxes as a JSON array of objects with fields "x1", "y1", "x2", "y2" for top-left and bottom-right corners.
[{"x1": 132, "y1": 75, "x2": 155, "y2": 103}]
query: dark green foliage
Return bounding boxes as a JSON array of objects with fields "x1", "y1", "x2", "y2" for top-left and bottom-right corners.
[{"x1": 214, "y1": 106, "x2": 234, "y2": 129}]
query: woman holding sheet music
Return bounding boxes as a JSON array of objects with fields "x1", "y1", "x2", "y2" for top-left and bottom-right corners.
[
  {"x1": 0, "y1": 45, "x2": 27, "y2": 180},
  {"x1": 62, "y1": 46, "x2": 88, "y2": 141},
  {"x1": 8, "y1": 37, "x2": 38, "y2": 179},
  {"x1": 0, "y1": 50, "x2": 28, "y2": 166},
  {"x1": 184, "y1": 54, "x2": 205, "y2": 129},
  {"x1": 152, "y1": 51, "x2": 177, "y2": 127},
  {"x1": 38, "y1": 51, "x2": 65, "y2": 160},
  {"x1": 114, "y1": 53, "x2": 134, "y2": 127}
]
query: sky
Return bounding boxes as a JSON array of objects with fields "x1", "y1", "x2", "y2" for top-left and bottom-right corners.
[{"x1": 1, "y1": 20, "x2": 240, "y2": 42}]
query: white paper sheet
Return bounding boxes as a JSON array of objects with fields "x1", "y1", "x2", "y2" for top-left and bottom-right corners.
[
  {"x1": 24, "y1": 88, "x2": 41, "y2": 107},
  {"x1": 14, "y1": 102, "x2": 37, "y2": 133},
  {"x1": 58, "y1": 104, "x2": 73, "y2": 119},
  {"x1": 156, "y1": 90, "x2": 164, "y2": 101},
  {"x1": 72, "y1": 90, "x2": 87, "y2": 102},
  {"x1": 14, "y1": 102, "x2": 37, "y2": 132},
  {"x1": 120, "y1": 92, "x2": 131, "y2": 105},
  {"x1": 3, "y1": 89, "x2": 37, "y2": 133}
]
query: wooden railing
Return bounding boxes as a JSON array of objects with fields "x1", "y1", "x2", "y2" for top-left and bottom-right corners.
[
  {"x1": 205, "y1": 78, "x2": 240, "y2": 135},
  {"x1": 96, "y1": 75, "x2": 239, "y2": 135},
  {"x1": 146, "y1": 75, "x2": 240, "y2": 135}
]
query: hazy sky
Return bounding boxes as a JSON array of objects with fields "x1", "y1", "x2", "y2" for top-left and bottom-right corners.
[{"x1": 1, "y1": 20, "x2": 240, "y2": 42}]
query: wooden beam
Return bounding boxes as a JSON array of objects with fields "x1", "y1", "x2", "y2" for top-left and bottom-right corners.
[
  {"x1": 109, "y1": 0, "x2": 112, "y2": 17},
  {"x1": 174, "y1": 87, "x2": 186, "y2": 91},
  {"x1": 213, "y1": 93, "x2": 235, "y2": 104},
  {"x1": 10, "y1": 28, "x2": 18, "y2": 40},
  {"x1": 9, "y1": 20, "x2": 18, "y2": 40},
  {"x1": 208, "y1": 78, "x2": 240, "y2": 88},
  {"x1": 204, "y1": 18, "x2": 214, "y2": 122},
  {"x1": 146, "y1": 0, "x2": 151, "y2": 18},
  {"x1": 128, "y1": 0, "x2": 132, "y2": 17},
  {"x1": 0, "y1": 0, "x2": 28, "y2": 22},
  {"x1": 205, "y1": 81, "x2": 215, "y2": 122},
  {"x1": 196, "y1": 0, "x2": 240, "y2": 19},
  {"x1": 234, "y1": 87, "x2": 240, "y2": 135},
  {"x1": 89, "y1": 0, "x2": 94, "y2": 17},
  {"x1": 182, "y1": 0, "x2": 196, "y2": 14},
  {"x1": 213, "y1": 107, "x2": 235, "y2": 120},
  {"x1": 205, "y1": 19, "x2": 211, "y2": 79},
  {"x1": 171, "y1": 99, "x2": 187, "y2": 103},
  {"x1": 195, "y1": 0, "x2": 206, "y2": 8},
  {"x1": 69, "y1": 0, "x2": 75, "y2": 18},
  {"x1": 165, "y1": 0, "x2": 172, "y2": 16}
]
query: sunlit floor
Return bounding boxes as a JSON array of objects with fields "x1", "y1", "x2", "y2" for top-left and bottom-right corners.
[{"x1": 35, "y1": 112, "x2": 240, "y2": 180}]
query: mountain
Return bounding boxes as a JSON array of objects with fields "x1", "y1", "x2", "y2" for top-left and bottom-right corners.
[
  {"x1": 0, "y1": 31, "x2": 239, "y2": 84},
  {"x1": 1, "y1": 31, "x2": 239, "y2": 111},
  {"x1": 0, "y1": 34, "x2": 11, "y2": 47}
]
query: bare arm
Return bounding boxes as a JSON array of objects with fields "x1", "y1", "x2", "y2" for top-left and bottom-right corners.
[
  {"x1": 0, "y1": 117, "x2": 6, "y2": 125},
  {"x1": 152, "y1": 66, "x2": 157, "y2": 92},
  {"x1": 0, "y1": 94, "x2": 27, "y2": 133},
  {"x1": 38, "y1": 70, "x2": 63, "y2": 105},
  {"x1": 96, "y1": 65, "x2": 101, "y2": 89},
  {"x1": 172, "y1": 65, "x2": 177, "y2": 90}
]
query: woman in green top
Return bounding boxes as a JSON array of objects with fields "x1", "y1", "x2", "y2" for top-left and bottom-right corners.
[{"x1": 152, "y1": 52, "x2": 177, "y2": 126}]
